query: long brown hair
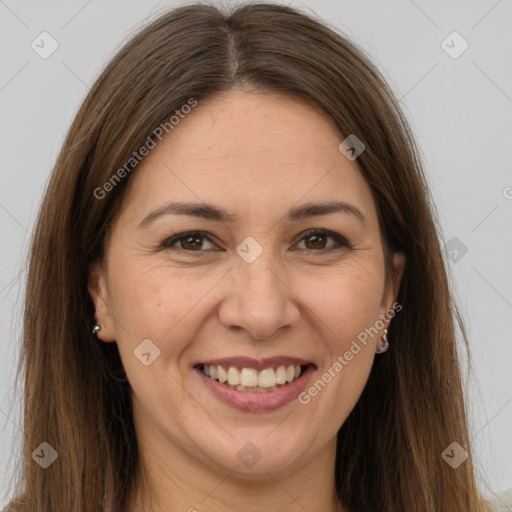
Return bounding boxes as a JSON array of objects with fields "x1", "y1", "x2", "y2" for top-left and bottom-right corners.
[{"x1": 4, "y1": 2, "x2": 491, "y2": 511}]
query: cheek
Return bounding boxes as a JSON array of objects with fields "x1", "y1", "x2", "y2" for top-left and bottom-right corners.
[
  {"x1": 298, "y1": 268, "x2": 380, "y2": 424},
  {"x1": 299, "y1": 262, "x2": 384, "y2": 344},
  {"x1": 109, "y1": 248, "x2": 384, "y2": 359},
  {"x1": 108, "y1": 267, "x2": 203, "y2": 405},
  {"x1": 108, "y1": 261, "x2": 218, "y2": 354}
]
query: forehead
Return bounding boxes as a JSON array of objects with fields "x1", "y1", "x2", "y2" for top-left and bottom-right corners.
[{"x1": 117, "y1": 89, "x2": 378, "y2": 230}]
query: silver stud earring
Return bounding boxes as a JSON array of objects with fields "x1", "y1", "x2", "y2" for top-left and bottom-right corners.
[
  {"x1": 92, "y1": 324, "x2": 101, "y2": 336},
  {"x1": 376, "y1": 328, "x2": 389, "y2": 354}
]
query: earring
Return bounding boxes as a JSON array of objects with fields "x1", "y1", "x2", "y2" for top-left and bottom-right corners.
[
  {"x1": 376, "y1": 328, "x2": 389, "y2": 354},
  {"x1": 92, "y1": 324, "x2": 101, "y2": 336}
]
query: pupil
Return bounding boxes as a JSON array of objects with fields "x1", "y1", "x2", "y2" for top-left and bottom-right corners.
[
  {"x1": 307, "y1": 234, "x2": 325, "y2": 249},
  {"x1": 183, "y1": 235, "x2": 201, "y2": 250}
]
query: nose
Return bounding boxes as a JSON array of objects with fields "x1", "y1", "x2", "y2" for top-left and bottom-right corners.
[{"x1": 217, "y1": 255, "x2": 301, "y2": 341}]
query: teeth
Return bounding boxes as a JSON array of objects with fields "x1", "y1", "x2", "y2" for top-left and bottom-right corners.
[
  {"x1": 236, "y1": 384, "x2": 278, "y2": 392},
  {"x1": 258, "y1": 368, "x2": 276, "y2": 387},
  {"x1": 240, "y1": 368, "x2": 258, "y2": 387},
  {"x1": 218, "y1": 366, "x2": 228, "y2": 383},
  {"x1": 201, "y1": 364, "x2": 305, "y2": 390},
  {"x1": 276, "y1": 366, "x2": 287, "y2": 384},
  {"x1": 227, "y1": 367, "x2": 241, "y2": 386}
]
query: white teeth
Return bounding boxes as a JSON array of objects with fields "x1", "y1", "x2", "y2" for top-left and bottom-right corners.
[
  {"x1": 240, "y1": 368, "x2": 258, "y2": 387},
  {"x1": 201, "y1": 363, "x2": 306, "y2": 391},
  {"x1": 258, "y1": 368, "x2": 276, "y2": 387},
  {"x1": 276, "y1": 366, "x2": 287, "y2": 384},
  {"x1": 236, "y1": 384, "x2": 278, "y2": 392},
  {"x1": 218, "y1": 366, "x2": 228, "y2": 383},
  {"x1": 227, "y1": 366, "x2": 241, "y2": 386}
]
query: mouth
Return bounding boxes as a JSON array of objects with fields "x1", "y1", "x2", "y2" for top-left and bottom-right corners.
[
  {"x1": 198, "y1": 363, "x2": 309, "y2": 392},
  {"x1": 193, "y1": 356, "x2": 316, "y2": 412}
]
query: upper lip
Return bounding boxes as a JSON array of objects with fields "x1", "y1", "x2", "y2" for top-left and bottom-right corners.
[{"x1": 193, "y1": 356, "x2": 316, "y2": 372}]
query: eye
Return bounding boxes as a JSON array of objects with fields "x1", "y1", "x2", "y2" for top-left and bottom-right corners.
[
  {"x1": 161, "y1": 229, "x2": 350, "y2": 254},
  {"x1": 294, "y1": 229, "x2": 350, "y2": 253},
  {"x1": 161, "y1": 231, "x2": 217, "y2": 252}
]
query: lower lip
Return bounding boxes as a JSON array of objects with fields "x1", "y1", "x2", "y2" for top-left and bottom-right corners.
[{"x1": 196, "y1": 365, "x2": 316, "y2": 412}]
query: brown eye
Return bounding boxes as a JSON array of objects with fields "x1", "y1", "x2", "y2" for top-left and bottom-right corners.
[
  {"x1": 161, "y1": 229, "x2": 349, "y2": 255},
  {"x1": 180, "y1": 234, "x2": 204, "y2": 250},
  {"x1": 295, "y1": 229, "x2": 349, "y2": 252},
  {"x1": 162, "y1": 231, "x2": 217, "y2": 252},
  {"x1": 304, "y1": 233, "x2": 328, "y2": 250}
]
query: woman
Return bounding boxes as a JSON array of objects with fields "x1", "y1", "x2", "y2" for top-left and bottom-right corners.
[{"x1": 4, "y1": 2, "x2": 510, "y2": 511}]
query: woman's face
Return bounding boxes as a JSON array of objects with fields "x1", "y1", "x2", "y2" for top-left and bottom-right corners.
[{"x1": 90, "y1": 89, "x2": 405, "y2": 476}]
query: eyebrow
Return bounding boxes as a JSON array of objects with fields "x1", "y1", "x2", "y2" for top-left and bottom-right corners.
[{"x1": 138, "y1": 200, "x2": 367, "y2": 229}]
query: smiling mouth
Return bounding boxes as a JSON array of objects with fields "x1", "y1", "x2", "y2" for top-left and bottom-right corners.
[{"x1": 198, "y1": 363, "x2": 309, "y2": 392}]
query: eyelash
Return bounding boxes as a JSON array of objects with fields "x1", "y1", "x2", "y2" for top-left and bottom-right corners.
[{"x1": 160, "y1": 229, "x2": 351, "y2": 255}]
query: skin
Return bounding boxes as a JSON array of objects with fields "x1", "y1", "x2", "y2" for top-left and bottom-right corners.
[{"x1": 89, "y1": 89, "x2": 406, "y2": 512}]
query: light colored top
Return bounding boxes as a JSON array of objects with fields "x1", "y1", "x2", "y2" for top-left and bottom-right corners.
[{"x1": 488, "y1": 488, "x2": 512, "y2": 511}]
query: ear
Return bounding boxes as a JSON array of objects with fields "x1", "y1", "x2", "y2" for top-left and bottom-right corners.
[
  {"x1": 88, "y1": 260, "x2": 116, "y2": 343},
  {"x1": 380, "y1": 251, "x2": 406, "y2": 316}
]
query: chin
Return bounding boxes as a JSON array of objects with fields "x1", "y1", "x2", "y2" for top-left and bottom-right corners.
[{"x1": 196, "y1": 430, "x2": 310, "y2": 475}]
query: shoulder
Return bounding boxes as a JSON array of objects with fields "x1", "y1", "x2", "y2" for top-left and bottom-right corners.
[{"x1": 486, "y1": 488, "x2": 512, "y2": 511}]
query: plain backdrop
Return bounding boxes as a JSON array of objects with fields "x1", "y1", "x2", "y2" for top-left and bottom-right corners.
[{"x1": 0, "y1": 0, "x2": 511, "y2": 506}]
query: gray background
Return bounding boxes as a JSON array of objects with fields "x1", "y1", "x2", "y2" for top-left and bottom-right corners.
[{"x1": 1, "y1": 0, "x2": 511, "y2": 505}]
